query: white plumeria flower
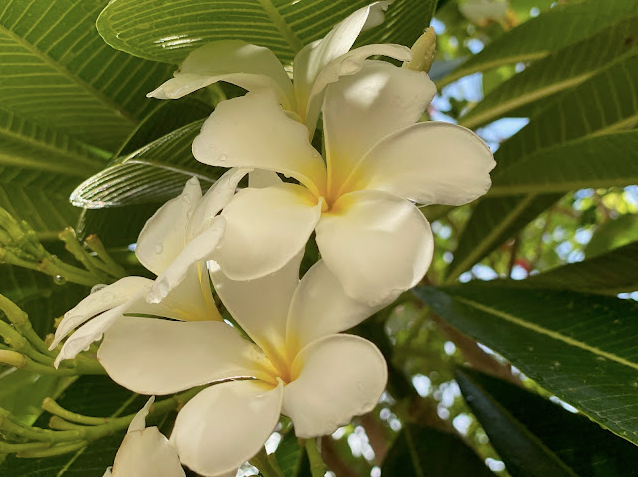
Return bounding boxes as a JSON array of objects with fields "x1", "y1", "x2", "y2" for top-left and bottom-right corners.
[
  {"x1": 147, "y1": 2, "x2": 411, "y2": 136},
  {"x1": 95, "y1": 253, "x2": 388, "y2": 477},
  {"x1": 104, "y1": 397, "x2": 185, "y2": 477},
  {"x1": 50, "y1": 170, "x2": 248, "y2": 366},
  {"x1": 191, "y1": 62, "x2": 496, "y2": 306}
]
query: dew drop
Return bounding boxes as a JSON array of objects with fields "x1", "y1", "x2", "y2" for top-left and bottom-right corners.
[
  {"x1": 553, "y1": 361, "x2": 561, "y2": 368},
  {"x1": 155, "y1": 243, "x2": 163, "y2": 254},
  {"x1": 527, "y1": 346, "x2": 534, "y2": 352},
  {"x1": 53, "y1": 275, "x2": 67, "y2": 285},
  {"x1": 596, "y1": 356, "x2": 606, "y2": 362}
]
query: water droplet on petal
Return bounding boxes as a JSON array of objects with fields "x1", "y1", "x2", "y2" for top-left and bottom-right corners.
[
  {"x1": 155, "y1": 243, "x2": 163, "y2": 254},
  {"x1": 218, "y1": 154, "x2": 227, "y2": 163},
  {"x1": 53, "y1": 275, "x2": 67, "y2": 285}
]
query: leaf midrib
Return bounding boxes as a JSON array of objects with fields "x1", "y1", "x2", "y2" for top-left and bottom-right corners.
[
  {"x1": 451, "y1": 294, "x2": 638, "y2": 372},
  {"x1": 0, "y1": 20, "x2": 137, "y2": 125},
  {"x1": 255, "y1": 0, "x2": 304, "y2": 53}
]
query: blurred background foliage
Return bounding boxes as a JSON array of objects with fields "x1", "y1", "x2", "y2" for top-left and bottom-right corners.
[{"x1": 1, "y1": 0, "x2": 637, "y2": 475}]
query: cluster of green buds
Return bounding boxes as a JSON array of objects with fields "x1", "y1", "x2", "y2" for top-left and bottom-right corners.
[
  {"x1": 0, "y1": 381, "x2": 201, "y2": 458},
  {"x1": 0, "y1": 207, "x2": 126, "y2": 287}
]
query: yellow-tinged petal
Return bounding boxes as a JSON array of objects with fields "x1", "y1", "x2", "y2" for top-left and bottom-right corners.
[
  {"x1": 283, "y1": 334, "x2": 387, "y2": 438},
  {"x1": 316, "y1": 190, "x2": 433, "y2": 306},
  {"x1": 322, "y1": 61, "x2": 435, "y2": 199}
]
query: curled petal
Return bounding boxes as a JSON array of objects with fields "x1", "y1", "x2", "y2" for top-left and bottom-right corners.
[
  {"x1": 210, "y1": 252, "x2": 303, "y2": 367},
  {"x1": 50, "y1": 277, "x2": 152, "y2": 351},
  {"x1": 147, "y1": 219, "x2": 225, "y2": 308},
  {"x1": 171, "y1": 380, "x2": 284, "y2": 477},
  {"x1": 283, "y1": 334, "x2": 387, "y2": 438},
  {"x1": 347, "y1": 122, "x2": 496, "y2": 206},
  {"x1": 186, "y1": 167, "x2": 250, "y2": 240},
  {"x1": 323, "y1": 61, "x2": 436, "y2": 194},
  {"x1": 316, "y1": 190, "x2": 433, "y2": 306},
  {"x1": 192, "y1": 91, "x2": 326, "y2": 197},
  {"x1": 148, "y1": 40, "x2": 294, "y2": 110},
  {"x1": 136, "y1": 177, "x2": 202, "y2": 275},
  {"x1": 294, "y1": 1, "x2": 393, "y2": 128},
  {"x1": 128, "y1": 396, "x2": 155, "y2": 433},
  {"x1": 286, "y1": 261, "x2": 380, "y2": 355},
  {"x1": 98, "y1": 317, "x2": 275, "y2": 395},
  {"x1": 215, "y1": 184, "x2": 322, "y2": 281}
]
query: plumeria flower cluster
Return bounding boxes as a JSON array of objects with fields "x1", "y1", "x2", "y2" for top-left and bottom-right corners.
[{"x1": 52, "y1": 2, "x2": 495, "y2": 476}]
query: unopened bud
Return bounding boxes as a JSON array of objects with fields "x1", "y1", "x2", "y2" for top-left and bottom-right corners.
[{"x1": 404, "y1": 27, "x2": 436, "y2": 73}]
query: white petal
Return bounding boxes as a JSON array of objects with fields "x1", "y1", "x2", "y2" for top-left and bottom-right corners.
[
  {"x1": 128, "y1": 396, "x2": 155, "y2": 433},
  {"x1": 186, "y1": 167, "x2": 250, "y2": 240},
  {"x1": 112, "y1": 427, "x2": 184, "y2": 477},
  {"x1": 147, "y1": 219, "x2": 225, "y2": 308},
  {"x1": 98, "y1": 317, "x2": 276, "y2": 395},
  {"x1": 151, "y1": 261, "x2": 222, "y2": 322},
  {"x1": 323, "y1": 61, "x2": 435, "y2": 196},
  {"x1": 346, "y1": 122, "x2": 496, "y2": 206},
  {"x1": 215, "y1": 184, "x2": 322, "y2": 281},
  {"x1": 293, "y1": 1, "x2": 393, "y2": 126},
  {"x1": 136, "y1": 177, "x2": 202, "y2": 275},
  {"x1": 148, "y1": 40, "x2": 294, "y2": 110},
  {"x1": 282, "y1": 334, "x2": 387, "y2": 438},
  {"x1": 316, "y1": 190, "x2": 433, "y2": 306},
  {"x1": 192, "y1": 91, "x2": 326, "y2": 197},
  {"x1": 171, "y1": 380, "x2": 283, "y2": 477},
  {"x1": 210, "y1": 251, "x2": 302, "y2": 369},
  {"x1": 50, "y1": 277, "x2": 152, "y2": 350},
  {"x1": 285, "y1": 260, "x2": 380, "y2": 355},
  {"x1": 304, "y1": 44, "x2": 412, "y2": 136}
]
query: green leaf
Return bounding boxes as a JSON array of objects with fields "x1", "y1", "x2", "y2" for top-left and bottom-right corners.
[
  {"x1": 487, "y1": 131, "x2": 638, "y2": 196},
  {"x1": 446, "y1": 49, "x2": 638, "y2": 281},
  {"x1": 75, "y1": 99, "x2": 213, "y2": 245},
  {"x1": 0, "y1": 376, "x2": 148, "y2": 477},
  {"x1": 0, "y1": 108, "x2": 106, "y2": 235},
  {"x1": 457, "y1": 368, "x2": 638, "y2": 476},
  {"x1": 506, "y1": 240, "x2": 638, "y2": 295},
  {"x1": 0, "y1": 370, "x2": 65, "y2": 425},
  {"x1": 455, "y1": 370, "x2": 576, "y2": 476},
  {"x1": 585, "y1": 214, "x2": 638, "y2": 258},
  {"x1": 438, "y1": 0, "x2": 638, "y2": 88},
  {"x1": 381, "y1": 423, "x2": 493, "y2": 476},
  {"x1": 96, "y1": 0, "x2": 436, "y2": 64},
  {"x1": 275, "y1": 432, "x2": 305, "y2": 477},
  {"x1": 0, "y1": 0, "x2": 174, "y2": 151},
  {"x1": 70, "y1": 120, "x2": 222, "y2": 208},
  {"x1": 415, "y1": 283, "x2": 638, "y2": 445},
  {"x1": 460, "y1": 17, "x2": 638, "y2": 130}
]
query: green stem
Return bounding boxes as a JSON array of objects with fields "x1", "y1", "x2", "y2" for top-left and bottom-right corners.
[
  {"x1": 59, "y1": 228, "x2": 110, "y2": 283},
  {"x1": 41, "y1": 398, "x2": 109, "y2": 426},
  {"x1": 302, "y1": 438, "x2": 327, "y2": 477},
  {"x1": 17, "y1": 441, "x2": 87, "y2": 458},
  {"x1": 85, "y1": 235, "x2": 127, "y2": 279},
  {"x1": 0, "y1": 294, "x2": 54, "y2": 357}
]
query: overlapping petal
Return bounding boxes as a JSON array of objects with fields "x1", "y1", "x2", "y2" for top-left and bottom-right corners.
[
  {"x1": 345, "y1": 122, "x2": 496, "y2": 206},
  {"x1": 210, "y1": 252, "x2": 303, "y2": 366},
  {"x1": 215, "y1": 184, "x2": 322, "y2": 281},
  {"x1": 171, "y1": 380, "x2": 284, "y2": 477},
  {"x1": 192, "y1": 91, "x2": 326, "y2": 197},
  {"x1": 147, "y1": 40, "x2": 294, "y2": 110},
  {"x1": 286, "y1": 261, "x2": 380, "y2": 355},
  {"x1": 98, "y1": 317, "x2": 276, "y2": 395},
  {"x1": 283, "y1": 334, "x2": 387, "y2": 438},
  {"x1": 136, "y1": 177, "x2": 202, "y2": 275},
  {"x1": 323, "y1": 61, "x2": 436, "y2": 195},
  {"x1": 316, "y1": 190, "x2": 433, "y2": 306}
]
